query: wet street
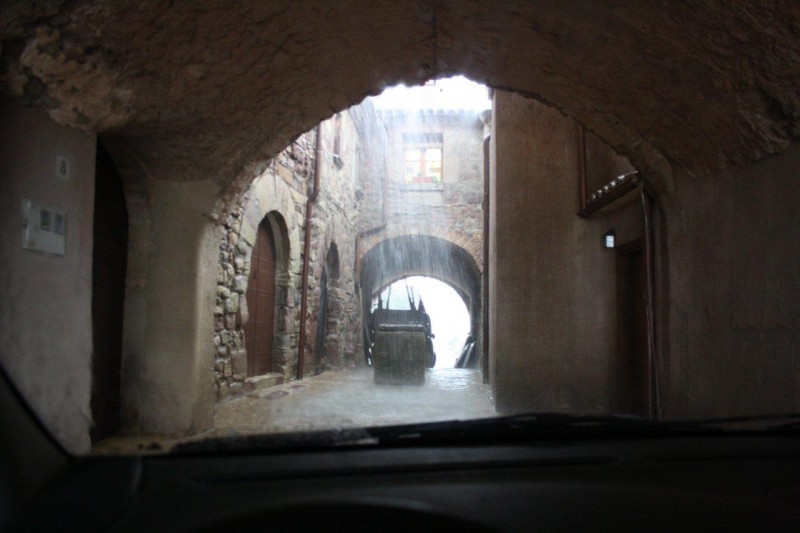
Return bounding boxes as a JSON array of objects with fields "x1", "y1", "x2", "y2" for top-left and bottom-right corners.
[
  {"x1": 213, "y1": 368, "x2": 495, "y2": 436},
  {"x1": 93, "y1": 368, "x2": 494, "y2": 453}
]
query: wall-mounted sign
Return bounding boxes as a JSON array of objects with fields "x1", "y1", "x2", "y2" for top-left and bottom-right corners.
[{"x1": 22, "y1": 199, "x2": 67, "y2": 256}]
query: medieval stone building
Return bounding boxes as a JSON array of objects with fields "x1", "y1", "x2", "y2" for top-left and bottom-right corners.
[{"x1": 209, "y1": 95, "x2": 489, "y2": 401}]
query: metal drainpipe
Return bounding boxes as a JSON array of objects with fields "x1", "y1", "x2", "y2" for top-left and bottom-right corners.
[
  {"x1": 641, "y1": 187, "x2": 659, "y2": 419},
  {"x1": 297, "y1": 124, "x2": 323, "y2": 379},
  {"x1": 481, "y1": 133, "x2": 491, "y2": 384}
]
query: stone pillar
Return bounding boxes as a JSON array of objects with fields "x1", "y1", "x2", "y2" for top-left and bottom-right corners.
[{"x1": 120, "y1": 179, "x2": 218, "y2": 436}]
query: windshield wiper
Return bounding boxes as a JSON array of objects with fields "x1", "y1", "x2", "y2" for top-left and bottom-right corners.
[
  {"x1": 366, "y1": 413, "x2": 699, "y2": 446},
  {"x1": 173, "y1": 413, "x2": 800, "y2": 455},
  {"x1": 366, "y1": 412, "x2": 800, "y2": 447}
]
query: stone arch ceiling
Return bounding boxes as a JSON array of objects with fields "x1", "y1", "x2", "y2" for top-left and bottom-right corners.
[
  {"x1": 359, "y1": 235, "x2": 481, "y2": 305},
  {"x1": 3, "y1": 0, "x2": 800, "y2": 201}
]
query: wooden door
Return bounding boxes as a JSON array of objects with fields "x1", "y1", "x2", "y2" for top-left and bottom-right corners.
[
  {"x1": 617, "y1": 240, "x2": 649, "y2": 417},
  {"x1": 90, "y1": 141, "x2": 128, "y2": 443},
  {"x1": 245, "y1": 219, "x2": 276, "y2": 376}
]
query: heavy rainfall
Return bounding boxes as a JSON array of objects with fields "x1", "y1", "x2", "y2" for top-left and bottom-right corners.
[{"x1": 97, "y1": 77, "x2": 494, "y2": 452}]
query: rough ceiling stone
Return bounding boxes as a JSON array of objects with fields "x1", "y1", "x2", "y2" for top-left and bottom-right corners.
[{"x1": 2, "y1": 0, "x2": 799, "y2": 195}]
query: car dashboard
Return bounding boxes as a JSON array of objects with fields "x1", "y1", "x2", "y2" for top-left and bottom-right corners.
[
  {"x1": 3, "y1": 369, "x2": 800, "y2": 531},
  {"x1": 9, "y1": 436, "x2": 800, "y2": 531}
]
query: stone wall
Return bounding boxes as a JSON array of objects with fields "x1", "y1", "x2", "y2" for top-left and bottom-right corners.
[
  {"x1": 213, "y1": 133, "x2": 314, "y2": 399},
  {"x1": 213, "y1": 104, "x2": 375, "y2": 398},
  {"x1": 212, "y1": 99, "x2": 485, "y2": 395},
  {"x1": 354, "y1": 107, "x2": 487, "y2": 364},
  {"x1": 5, "y1": 1, "x2": 800, "y2": 443},
  {"x1": 375, "y1": 110, "x2": 486, "y2": 271},
  {"x1": 302, "y1": 111, "x2": 364, "y2": 374}
]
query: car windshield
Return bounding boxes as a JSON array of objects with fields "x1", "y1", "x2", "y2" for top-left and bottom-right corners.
[{"x1": 1, "y1": 4, "x2": 799, "y2": 457}]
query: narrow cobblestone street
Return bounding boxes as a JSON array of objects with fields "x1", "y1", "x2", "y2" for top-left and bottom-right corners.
[{"x1": 213, "y1": 368, "x2": 495, "y2": 436}]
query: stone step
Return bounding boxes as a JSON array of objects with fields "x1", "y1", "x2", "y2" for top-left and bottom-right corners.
[{"x1": 243, "y1": 373, "x2": 284, "y2": 393}]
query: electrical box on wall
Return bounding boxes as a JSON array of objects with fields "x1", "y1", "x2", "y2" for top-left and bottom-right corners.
[{"x1": 22, "y1": 199, "x2": 67, "y2": 256}]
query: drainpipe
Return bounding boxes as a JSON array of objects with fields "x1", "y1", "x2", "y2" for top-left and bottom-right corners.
[
  {"x1": 641, "y1": 188, "x2": 660, "y2": 419},
  {"x1": 297, "y1": 124, "x2": 323, "y2": 379},
  {"x1": 481, "y1": 133, "x2": 491, "y2": 384}
]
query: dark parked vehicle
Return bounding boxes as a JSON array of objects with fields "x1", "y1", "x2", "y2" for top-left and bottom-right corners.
[{"x1": 369, "y1": 302, "x2": 437, "y2": 384}]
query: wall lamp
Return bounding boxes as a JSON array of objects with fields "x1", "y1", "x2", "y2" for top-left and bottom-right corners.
[{"x1": 603, "y1": 229, "x2": 616, "y2": 249}]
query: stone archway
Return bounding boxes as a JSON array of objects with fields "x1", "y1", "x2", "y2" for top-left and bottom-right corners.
[
  {"x1": 358, "y1": 235, "x2": 482, "y2": 369},
  {"x1": 8, "y1": 2, "x2": 800, "y2": 204}
]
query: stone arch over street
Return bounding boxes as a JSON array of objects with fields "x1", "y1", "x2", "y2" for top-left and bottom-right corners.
[
  {"x1": 358, "y1": 235, "x2": 483, "y2": 367},
  {"x1": 12, "y1": 2, "x2": 799, "y2": 211},
  {"x1": 358, "y1": 225, "x2": 483, "y2": 276}
]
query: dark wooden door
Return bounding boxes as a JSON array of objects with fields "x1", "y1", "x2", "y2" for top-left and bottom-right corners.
[
  {"x1": 245, "y1": 220, "x2": 276, "y2": 376},
  {"x1": 617, "y1": 241, "x2": 648, "y2": 417},
  {"x1": 90, "y1": 141, "x2": 128, "y2": 443}
]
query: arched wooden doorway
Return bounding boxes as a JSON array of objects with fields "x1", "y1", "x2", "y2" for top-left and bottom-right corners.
[{"x1": 245, "y1": 218, "x2": 277, "y2": 376}]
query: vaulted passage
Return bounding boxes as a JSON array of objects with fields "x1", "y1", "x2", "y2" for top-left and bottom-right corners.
[{"x1": 2, "y1": 2, "x2": 800, "y2": 453}]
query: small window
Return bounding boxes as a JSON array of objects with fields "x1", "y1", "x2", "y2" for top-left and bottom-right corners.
[
  {"x1": 333, "y1": 113, "x2": 343, "y2": 157},
  {"x1": 403, "y1": 134, "x2": 443, "y2": 184},
  {"x1": 333, "y1": 113, "x2": 344, "y2": 169}
]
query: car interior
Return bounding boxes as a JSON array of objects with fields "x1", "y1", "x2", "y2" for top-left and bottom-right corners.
[{"x1": 3, "y1": 2, "x2": 800, "y2": 531}]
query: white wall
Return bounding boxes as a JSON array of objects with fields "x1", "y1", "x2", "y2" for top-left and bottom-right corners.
[{"x1": 0, "y1": 97, "x2": 96, "y2": 454}]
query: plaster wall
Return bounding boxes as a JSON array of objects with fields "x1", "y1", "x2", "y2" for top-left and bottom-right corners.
[
  {"x1": 660, "y1": 144, "x2": 800, "y2": 418},
  {"x1": 490, "y1": 91, "x2": 620, "y2": 414},
  {"x1": 120, "y1": 179, "x2": 218, "y2": 436},
  {"x1": 490, "y1": 89, "x2": 800, "y2": 420},
  {"x1": 0, "y1": 97, "x2": 96, "y2": 453}
]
